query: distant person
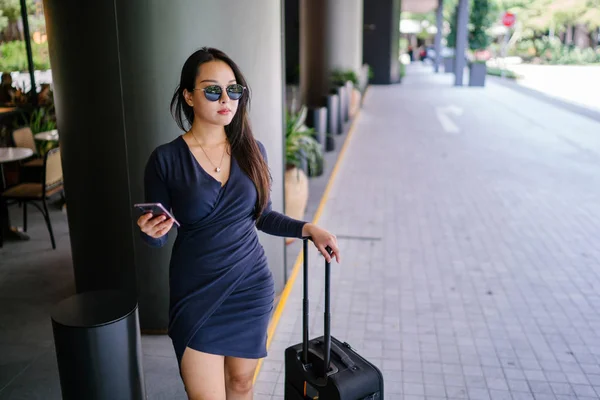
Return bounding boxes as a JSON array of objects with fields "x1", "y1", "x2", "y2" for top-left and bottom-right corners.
[
  {"x1": 137, "y1": 47, "x2": 341, "y2": 399},
  {"x1": 0, "y1": 73, "x2": 16, "y2": 104},
  {"x1": 38, "y1": 83, "x2": 52, "y2": 106}
]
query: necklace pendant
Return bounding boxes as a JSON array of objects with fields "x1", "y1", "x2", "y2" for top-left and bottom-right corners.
[{"x1": 215, "y1": 167, "x2": 221, "y2": 173}]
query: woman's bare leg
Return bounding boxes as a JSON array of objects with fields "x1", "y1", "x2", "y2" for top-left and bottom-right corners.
[
  {"x1": 180, "y1": 347, "x2": 226, "y2": 400},
  {"x1": 224, "y1": 356, "x2": 259, "y2": 400}
]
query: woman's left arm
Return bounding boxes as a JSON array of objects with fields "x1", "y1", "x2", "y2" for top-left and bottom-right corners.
[{"x1": 255, "y1": 141, "x2": 341, "y2": 263}]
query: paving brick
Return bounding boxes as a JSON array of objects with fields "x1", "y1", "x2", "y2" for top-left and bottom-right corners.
[
  {"x1": 549, "y1": 382, "x2": 575, "y2": 396},
  {"x1": 469, "y1": 388, "x2": 492, "y2": 400},
  {"x1": 571, "y1": 384, "x2": 597, "y2": 397},
  {"x1": 512, "y1": 393, "x2": 536, "y2": 400},
  {"x1": 254, "y1": 66, "x2": 600, "y2": 400},
  {"x1": 508, "y1": 379, "x2": 531, "y2": 393}
]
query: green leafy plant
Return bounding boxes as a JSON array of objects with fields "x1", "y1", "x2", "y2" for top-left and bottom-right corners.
[
  {"x1": 469, "y1": 0, "x2": 492, "y2": 50},
  {"x1": 285, "y1": 106, "x2": 324, "y2": 177},
  {"x1": 16, "y1": 105, "x2": 57, "y2": 156},
  {"x1": 26, "y1": 106, "x2": 56, "y2": 133},
  {"x1": 0, "y1": 10, "x2": 8, "y2": 32},
  {"x1": 486, "y1": 67, "x2": 521, "y2": 79},
  {"x1": 447, "y1": 4, "x2": 459, "y2": 49},
  {"x1": 330, "y1": 69, "x2": 358, "y2": 86},
  {"x1": 0, "y1": 0, "x2": 35, "y2": 23},
  {"x1": 0, "y1": 40, "x2": 51, "y2": 71},
  {"x1": 509, "y1": 36, "x2": 600, "y2": 65}
]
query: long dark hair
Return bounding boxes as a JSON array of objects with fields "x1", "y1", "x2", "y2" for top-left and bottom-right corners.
[{"x1": 170, "y1": 47, "x2": 271, "y2": 220}]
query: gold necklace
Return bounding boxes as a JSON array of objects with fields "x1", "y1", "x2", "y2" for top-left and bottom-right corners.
[{"x1": 190, "y1": 132, "x2": 227, "y2": 173}]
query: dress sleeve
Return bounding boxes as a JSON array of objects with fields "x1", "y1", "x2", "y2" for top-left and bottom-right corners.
[
  {"x1": 140, "y1": 149, "x2": 171, "y2": 248},
  {"x1": 255, "y1": 140, "x2": 307, "y2": 238}
]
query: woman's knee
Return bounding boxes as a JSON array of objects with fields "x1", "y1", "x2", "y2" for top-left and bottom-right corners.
[
  {"x1": 180, "y1": 347, "x2": 226, "y2": 400},
  {"x1": 225, "y1": 372, "x2": 254, "y2": 394}
]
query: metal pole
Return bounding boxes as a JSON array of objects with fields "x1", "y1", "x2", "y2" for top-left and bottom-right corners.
[
  {"x1": 302, "y1": 239, "x2": 309, "y2": 364},
  {"x1": 19, "y1": 0, "x2": 37, "y2": 102},
  {"x1": 434, "y1": 0, "x2": 444, "y2": 73},
  {"x1": 281, "y1": 0, "x2": 288, "y2": 285},
  {"x1": 454, "y1": 0, "x2": 469, "y2": 86},
  {"x1": 501, "y1": 30, "x2": 509, "y2": 79}
]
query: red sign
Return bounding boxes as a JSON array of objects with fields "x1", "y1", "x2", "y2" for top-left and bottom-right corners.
[{"x1": 502, "y1": 12, "x2": 516, "y2": 27}]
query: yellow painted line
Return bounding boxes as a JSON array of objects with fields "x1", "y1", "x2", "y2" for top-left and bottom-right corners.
[{"x1": 253, "y1": 86, "x2": 369, "y2": 383}]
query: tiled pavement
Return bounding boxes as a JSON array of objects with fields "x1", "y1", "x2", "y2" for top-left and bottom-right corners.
[{"x1": 254, "y1": 65, "x2": 600, "y2": 399}]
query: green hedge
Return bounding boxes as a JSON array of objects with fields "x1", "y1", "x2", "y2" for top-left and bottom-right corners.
[
  {"x1": 510, "y1": 37, "x2": 600, "y2": 65},
  {"x1": 486, "y1": 67, "x2": 520, "y2": 79},
  {"x1": 0, "y1": 40, "x2": 51, "y2": 72}
]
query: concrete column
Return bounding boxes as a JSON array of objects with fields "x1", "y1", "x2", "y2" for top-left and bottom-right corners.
[
  {"x1": 43, "y1": 0, "x2": 287, "y2": 331},
  {"x1": 363, "y1": 0, "x2": 402, "y2": 84},
  {"x1": 326, "y1": 0, "x2": 363, "y2": 74},
  {"x1": 299, "y1": 0, "x2": 363, "y2": 106},
  {"x1": 285, "y1": 0, "x2": 300, "y2": 84},
  {"x1": 454, "y1": 0, "x2": 470, "y2": 86},
  {"x1": 434, "y1": 0, "x2": 444, "y2": 73},
  {"x1": 300, "y1": 0, "x2": 328, "y2": 107}
]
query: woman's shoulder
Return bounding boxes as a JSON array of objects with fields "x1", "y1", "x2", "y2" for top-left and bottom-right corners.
[
  {"x1": 146, "y1": 135, "x2": 184, "y2": 171},
  {"x1": 150, "y1": 136, "x2": 184, "y2": 160},
  {"x1": 255, "y1": 139, "x2": 267, "y2": 159}
]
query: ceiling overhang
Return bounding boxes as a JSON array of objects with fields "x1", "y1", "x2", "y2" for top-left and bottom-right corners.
[{"x1": 402, "y1": 0, "x2": 438, "y2": 13}]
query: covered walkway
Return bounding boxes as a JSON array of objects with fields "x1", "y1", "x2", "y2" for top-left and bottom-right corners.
[
  {"x1": 254, "y1": 64, "x2": 600, "y2": 399},
  {"x1": 2, "y1": 64, "x2": 600, "y2": 399}
]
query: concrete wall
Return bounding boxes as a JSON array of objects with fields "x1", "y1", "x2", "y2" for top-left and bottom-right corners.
[
  {"x1": 326, "y1": 0, "x2": 364, "y2": 73},
  {"x1": 43, "y1": 0, "x2": 287, "y2": 330}
]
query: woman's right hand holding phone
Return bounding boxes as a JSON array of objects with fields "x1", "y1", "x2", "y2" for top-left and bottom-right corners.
[{"x1": 137, "y1": 213, "x2": 174, "y2": 238}]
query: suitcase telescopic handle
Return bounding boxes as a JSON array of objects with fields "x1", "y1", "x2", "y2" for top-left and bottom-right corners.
[{"x1": 302, "y1": 237, "x2": 333, "y2": 377}]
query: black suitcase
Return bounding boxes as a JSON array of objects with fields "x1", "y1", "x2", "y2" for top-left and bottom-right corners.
[{"x1": 284, "y1": 238, "x2": 384, "y2": 399}]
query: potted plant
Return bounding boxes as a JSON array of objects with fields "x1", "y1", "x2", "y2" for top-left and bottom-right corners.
[
  {"x1": 330, "y1": 69, "x2": 358, "y2": 86},
  {"x1": 284, "y1": 106, "x2": 324, "y2": 240},
  {"x1": 468, "y1": 57, "x2": 488, "y2": 87},
  {"x1": 330, "y1": 69, "x2": 361, "y2": 119},
  {"x1": 468, "y1": 0, "x2": 492, "y2": 86}
]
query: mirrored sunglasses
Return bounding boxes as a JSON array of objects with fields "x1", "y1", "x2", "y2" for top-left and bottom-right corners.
[{"x1": 197, "y1": 84, "x2": 246, "y2": 102}]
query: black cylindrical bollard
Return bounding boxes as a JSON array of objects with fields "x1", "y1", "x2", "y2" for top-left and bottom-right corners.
[
  {"x1": 326, "y1": 94, "x2": 338, "y2": 152},
  {"x1": 51, "y1": 290, "x2": 146, "y2": 400},
  {"x1": 336, "y1": 86, "x2": 346, "y2": 132},
  {"x1": 327, "y1": 93, "x2": 339, "y2": 139},
  {"x1": 307, "y1": 106, "x2": 327, "y2": 147}
]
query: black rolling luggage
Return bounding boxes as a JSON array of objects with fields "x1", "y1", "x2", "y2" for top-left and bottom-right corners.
[{"x1": 284, "y1": 238, "x2": 384, "y2": 399}]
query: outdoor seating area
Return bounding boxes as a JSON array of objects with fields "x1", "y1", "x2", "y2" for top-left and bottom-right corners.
[{"x1": 0, "y1": 107, "x2": 62, "y2": 249}]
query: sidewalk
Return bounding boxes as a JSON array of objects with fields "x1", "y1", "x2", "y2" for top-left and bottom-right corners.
[
  {"x1": 254, "y1": 64, "x2": 600, "y2": 399},
  {"x1": 505, "y1": 64, "x2": 600, "y2": 114}
]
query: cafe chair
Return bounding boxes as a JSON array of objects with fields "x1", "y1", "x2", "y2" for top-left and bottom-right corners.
[
  {"x1": 1, "y1": 147, "x2": 64, "y2": 249},
  {"x1": 12, "y1": 126, "x2": 45, "y2": 183},
  {"x1": 12, "y1": 127, "x2": 43, "y2": 167}
]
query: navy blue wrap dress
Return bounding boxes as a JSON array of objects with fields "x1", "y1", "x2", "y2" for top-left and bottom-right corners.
[{"x1": 141, "y1": 136, "x2": 306, "y2": 365}]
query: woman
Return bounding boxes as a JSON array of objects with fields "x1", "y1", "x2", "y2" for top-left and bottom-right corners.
[{"x1": 137, "y1": 47, "x2": 341, "y2": 399}]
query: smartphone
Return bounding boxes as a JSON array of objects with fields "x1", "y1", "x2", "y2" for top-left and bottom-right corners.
[{"x1": 134, "y1": 202, "x2": 180, "y2": 227}]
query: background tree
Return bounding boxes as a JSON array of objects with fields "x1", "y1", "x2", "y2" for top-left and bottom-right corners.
[
  {"x1": 0, "y1": 10, "x2": 8, "y2": 33},
  {"x1": 469, "y1": 0, "x2": 493, "y2": 50},
  {"x1": 0, "y1": 0, "x2": 35, "y2": 41},
  {"x1": 446, "y1": 3, "x2": 459, "y2": 48}
]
